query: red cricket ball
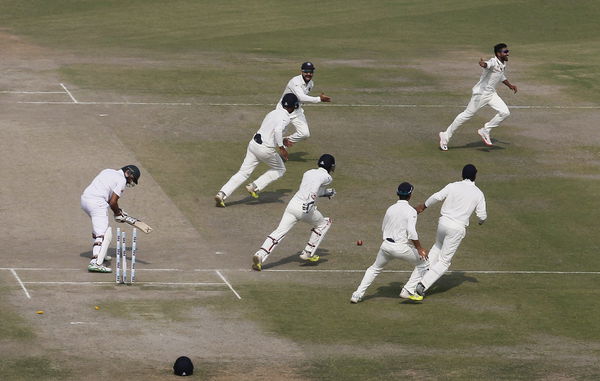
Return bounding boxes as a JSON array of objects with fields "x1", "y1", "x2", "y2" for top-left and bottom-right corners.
[{"x1": 357, "y1": 240, "x2": 363, "y2": 246}]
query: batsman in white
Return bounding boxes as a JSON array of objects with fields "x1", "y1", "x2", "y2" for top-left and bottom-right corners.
[
  {"x1": 438, "y1": 43, "x2": 518, "y2": 151},
  {"x1": 276, "y1": 62, "x2": 331, "y2": 147},
  {"x1": 350, "y1": 182, "x2": 429, "y2": 303},
  {"x1": 252, "y1": 154, "x2": 336, "y2": 271},
  {"x1": 80, "y1": 165, "x2": 141, "y2": 272},
  {"x1": 409, "y1": 164, "x2": 487, "y2": 301},
  {"x1": 215, "y1": 93, "x2": 300, "y2": 207}
]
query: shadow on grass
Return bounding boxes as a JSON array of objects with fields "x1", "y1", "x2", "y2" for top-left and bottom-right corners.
[
  {"x1": 361, "y1": 271, "x2": 478, "y2": 302},
  {"x1": 427, "y1": 271, "x2": 478, "y2": 296},
  {"x1": 262, "y1": 248, "x2": 331, "y2": 270},
  {"x1": 224, "y1": 188, "x2": 292, "y2": 207},
  {"x1": 451, "y1": 138, "x2": 509, "y2": 151},
  {"x1": 287, "y1": 151, "x2": 311, "y2": 162}
]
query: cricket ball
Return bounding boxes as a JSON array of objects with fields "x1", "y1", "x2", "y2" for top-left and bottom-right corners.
[{"x1": 357, "y1": 240, "x2": 363, "y2": 246}]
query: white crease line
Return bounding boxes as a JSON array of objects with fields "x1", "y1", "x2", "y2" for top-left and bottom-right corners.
[
  {"x1": 3, "y1": 267, "x2": 600, "y2": 275},
  {"x1": 59, "y1": 83, "x2": 78, "y2": 103},
  {"x1": 23, "y1": 281, "x2": 227, "y2": 286},
  {"x1": 2, "y1": 99, "x2": 598, "y2": 109},
  {"x1": 215, "y1": 270, "x2": 242, "y2": 300},
  {"x1": 257, "y1": 269, "x2": 600, "y2": 275},
  {"x1": 10, "y1": 269, "x2": 31, "y2": 299},
  {"x1": 70, "y1": 322, "x2": 99, "y2": 325},
  {"x1": 0, "y1": 91, "x2": 65, "y2": 94}
]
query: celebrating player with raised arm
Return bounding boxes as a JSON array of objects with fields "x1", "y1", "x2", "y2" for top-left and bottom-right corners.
[
  {"x1": 438, "y1": 43, "x2": 517, "y2": 151},
  {"x1": 277, "y1": 62, "x2": 331, "y2": 146}
]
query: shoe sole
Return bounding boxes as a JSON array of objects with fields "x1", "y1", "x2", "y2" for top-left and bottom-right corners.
[
  {"x1": 252, "y1": 255, "x2": 262, "y2": 271},
  {"x1": 88, "y1": 267, "x2": 112, "y2": 273},
  {"x1": 407, "y1": 294, "x2": 423, "y2": 301},
  {"x1": 215, "y1": 196, "x2": 225, "y2": 207},
  {"x1": 302, "y1": 255, "x2": 320, "y2": 262},
  {"x1": 478, "y1": 132, "x2": 493, "y2": 146}
]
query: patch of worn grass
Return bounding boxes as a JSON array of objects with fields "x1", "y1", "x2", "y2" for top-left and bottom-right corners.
[{"x1": 0, "y1": 357, "x2": 70, "y2": 381}]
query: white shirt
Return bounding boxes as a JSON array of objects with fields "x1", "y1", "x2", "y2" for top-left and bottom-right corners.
[
  {"x1": 381, "y1": 200, "x2": 419, "y2": 244},
  {"x1": 277, "y1": 75, "x2": 321, "y2": 109},
  {"x1": 425, "y1": 179, "x2": 487, "y2": 227},
  {"x1": 290, "y1": 167, "x2": 332, "y2": 211},
  {"x1": 255, "y1": 108, "x2": 291, "y2": 148},
  {"x1": 82, "y1": 169, "x2": 126, "y2": 202},
  {"x1": 472, "y1": 56, "x2": 507, "y2": 94}
]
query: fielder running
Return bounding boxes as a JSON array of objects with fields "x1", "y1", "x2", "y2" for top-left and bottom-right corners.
[
  {"x1": 409, "y1": 164, "x2": 487, "y2": 300},
  {"x1": 438, "y1": 43, "x2": 518, "y2": 151},
  {"x1": 215, "y1": 93, "x2": 300, "y2": 207},
  {"x1": 350, "y1": 182, "x2": 429, "y2": 303},
  {"x1": 81, "y1": 165, "x2": 141, "y2": 272},
  {"x1": 252, "y1": 154, "x2": 336, "y2": 271},
  {"x1": 277, "y1": 62, "x2": 331, "y2": 146}
]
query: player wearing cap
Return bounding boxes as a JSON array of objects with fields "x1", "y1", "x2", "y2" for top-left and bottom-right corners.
[
  {"x1": 252, "y1": 154, "x2": 336, "y2": 270},
  {"x1": 438, "y1": 43, "x2": 518, "y2": 150},
  {"x1": 81, "y1": 165, "x2": 141, "y2": 272},
  {"x1": 276, "y1": 62, "x2": 331, "y2": 146},
  {"x1": 215, "y1": 94, "x2": 300, "y2": 207},
  {"x1": 409, "y1": 164, "x2": 487, "y2": 301},
  {"x1": 350, "y1": 182, "x2": 429, "y2": 303}
]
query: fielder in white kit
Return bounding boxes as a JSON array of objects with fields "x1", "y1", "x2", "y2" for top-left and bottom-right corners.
[
  {"x1": 252, "y1": 154, "x2": 336, "y2": 271},
  {"x1": 81, "y1": 165, "x2": 141, "y2": 272},
  {"x1": 215, "y1": 93, "x2": 300, "y2": 207},
  {"x1": 409, "y1": 164, "x2": 487, "y2": 300},
  {"x1": 277, "y1": 62, "x2": 331, "y2": 146},
  {"x1": 438, "y1": 43, "x2": 518, "y2": 151},
  {"x1": 350, "y1": 182, "x2": 429, "y2": 304}
]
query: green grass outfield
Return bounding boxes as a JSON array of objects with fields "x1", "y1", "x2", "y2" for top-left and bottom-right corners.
[{"x1": 1, "y1": 0, "x2": 600, "y2": 379}]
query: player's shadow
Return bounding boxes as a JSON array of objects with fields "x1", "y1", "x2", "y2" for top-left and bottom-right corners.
[
  {"x1": 286, "y1": 151, "x2": 310, "y2": 162},
  {"x1": 225, "y1": 189, "x2": 292, "y2": 207},
  {"x1": 364, "y1": 272, "x2": 478, "y2": 303},
  {"x1": 452, "y1": 138, "x2": 508, "y2": 152},
  {"x1": 79, "y1": 249, "x2": 151, "y2": 264},
  {"x1": 425, "y1": 271, "x2": 478, "y2": 296},
  {"x1": 260, "y1": 248, "x2": 331, "y2": 270}
]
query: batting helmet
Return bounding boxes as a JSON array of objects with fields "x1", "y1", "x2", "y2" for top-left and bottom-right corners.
[
  {"x1": 396, "y1": 182, "x2": 414, "y2": 196},
  {"x1": 121, "y1": 165, "x2": 141, "y2": 184},
  {"x1": 281, "y1": 93, "x2": 300, "y2": 109},
  {"x1": 301, "y1": 62, "x2": 315, "y2": 72},
  {"x1": 318, "y1": 154, "x2": 335, "y2": 172}
]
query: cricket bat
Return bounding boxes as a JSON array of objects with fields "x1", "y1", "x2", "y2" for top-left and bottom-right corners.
[{"x1": 123, "y1": 216, "x2": 153, "y2": 234}]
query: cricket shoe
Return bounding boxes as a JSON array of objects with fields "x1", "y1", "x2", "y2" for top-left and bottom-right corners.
[
  {"x1": 215, "y1": 191, "x2": 226, "y2": 207},
  {"x1": 408, "y1": 282, "x2": 425, "y2": 301},
  {"x1": 299, "y1": 251, "x2": 320, "y2": 262},
  {"x1": 439, "y1": 131, "x2": 448, "y2": 151},
  {"x1": 477, "y1": 128, "x2": 493, "y2": 146},
  {"x1": 350, "y1": 292, "x2": 363, "y2": 304},
  {"x1": 399, "y1": 288, "x2": 413, "y2": 299},
  {"x1": 245, "y1": 183, "x2": 259, "y2": 199},
  {"x1": 252, "y1": 253, "x2": 263, "y2": 271},
  {"x1": 88, "y1": 260, "x2": 112, "y2": 273}
]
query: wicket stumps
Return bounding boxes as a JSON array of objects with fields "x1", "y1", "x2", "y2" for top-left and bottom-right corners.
[{"x1": 116, "y1": 228, "x2": 137, "y2": 285}]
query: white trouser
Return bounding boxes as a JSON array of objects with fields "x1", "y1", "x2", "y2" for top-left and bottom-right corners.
[
  {"x1": 445, "y1": 92, "x2": 510, "y2": 140},
  {"x1": 220, "y1": 139, "x2": 286, "y2": 196},
  {"x1": 419, "y1": 217, "x2": 466, "y2": 291},
  {"x1": 285, "y1": 107, "x2": 309, "y2": 143},
  {"x1": 257, "y1": 200, "x2": 327, "y2": 263},
  {"x1": 81, "y1": 195, "x2": 109, "y2": 236},
  {"x1": 354, "y1": 240, "x2": 428, "y2": 298}
]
